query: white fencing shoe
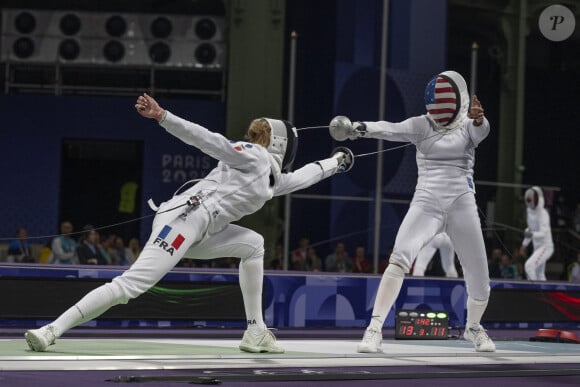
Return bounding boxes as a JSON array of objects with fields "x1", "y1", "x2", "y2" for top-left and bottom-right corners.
[
  {"x1": 464, "y1": 325, "x2": 496, "y2": 352},
  {"x1": 357, "y1": 328, "x2": 383, "y2": 353},
  {"x1": 25, "y1": 325, "x2": 57, "y2": 352},
  {"x1": 239, "y1": 328, "x2": 285, "y2": 354}
]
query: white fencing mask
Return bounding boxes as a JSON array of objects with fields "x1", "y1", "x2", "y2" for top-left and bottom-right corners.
[
  {"x1": 263, "y1": 118, "x2": 298, "y2": 173},
  {"x1": 424, "y1": 70, "x2": 470, "y2": 131},
  {"x1": 524, "y1": 186, "x2": 544, "y2": 210}
]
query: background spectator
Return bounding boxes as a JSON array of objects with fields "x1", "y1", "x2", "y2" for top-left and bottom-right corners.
[
  {"x1": 291, "y1": 237, "x2": 310, "y2": 271},
  {"x1": 7, "y1": 227, "x2": 34, "y2": 263},
  {"x1": 352, "y1": 246, "x2": 372, "y2": 273},
  {"x1": 567, "y1": 251, "x2": 580, "y2": 283},
  {"x1": 305, "y1": 247, "x2": 322, "y2": 272},
  {"x1": 100, "y1": 233, "x2": 116, "y2": 264},
  {"x1": 498, "y1": 253, "x2": 519, "y2": 279},
  {"x1": 325, "y1": 242, "x2": 352, "y2": 273},
  {"x1": 268, "y1": 243, "x2": 283, "y2": 270},
  {"x1": 111, "y1": 236, "x2": 135, "y2": 266},
  {"x1": 50, "y1": 221, "x2": 78, "y2": 265},
  {"x1": 76, "y1": 226, "x2": 108, "y2": 265},
  {"x1": 128, "y1": 238, "x2": 142, "y2": 260}
]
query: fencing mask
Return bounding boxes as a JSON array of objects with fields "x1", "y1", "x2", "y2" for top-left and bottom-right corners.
[
  {"x1": 263, "y1": 118, "x2": 298, "y2": 173},
  {"x1": 524, "y1": 186, "x2": 544, "y2": 210},
  {"x1": 424, "y1": 70, "x2": 470, "y2": 131}
]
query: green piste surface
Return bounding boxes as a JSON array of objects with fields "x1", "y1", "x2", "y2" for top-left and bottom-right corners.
[{"x1": 1, "y1": 339, "x2": 312, "y2": 357}]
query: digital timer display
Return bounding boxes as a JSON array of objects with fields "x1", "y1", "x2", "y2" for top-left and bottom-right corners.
[{"x1": 395, "y1": 310, "x2": 449, "y2": 340}]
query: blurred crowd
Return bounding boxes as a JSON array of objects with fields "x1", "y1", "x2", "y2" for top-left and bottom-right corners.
[
  {"x1": 1, "y1": 221, "x2": 141, "y2": 267},
  {"x1": 268, "y1": 237, "x2": 388, "y2": 275},
  {"x1": 2, "y1": 196, "x2": 578, "y2": 281}
]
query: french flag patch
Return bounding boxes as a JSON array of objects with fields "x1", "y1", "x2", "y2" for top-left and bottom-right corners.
[
  {"x1": 154, "y1": 225, "x2": 185, "y2": 255},
  {"x1": 158, "y1": 225, "x2": 185, "y2": 249}
]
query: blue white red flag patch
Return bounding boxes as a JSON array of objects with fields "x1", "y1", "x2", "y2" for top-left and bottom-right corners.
[{"x1": 153, "y1": 225, "x2": 185, "y2": 255}]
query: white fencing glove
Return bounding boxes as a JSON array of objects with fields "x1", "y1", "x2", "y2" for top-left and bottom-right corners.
[{"x1": 331, "y1": 146, "x2": 355, "y2": 173}]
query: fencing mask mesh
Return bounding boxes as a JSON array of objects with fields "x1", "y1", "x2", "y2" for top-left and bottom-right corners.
[
  {"x1": 424, "y1": 70, "x2": 470, "y2": 131},
  {"x1": 264, "y1": 118, "x2": 298, "y2": 173}
]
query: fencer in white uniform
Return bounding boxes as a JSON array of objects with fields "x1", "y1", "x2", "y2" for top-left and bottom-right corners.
[
  {"x1": 412, "y1": 232, "x2": 458, "y2": 278},
  {"x1": 520, "y1": 186, "x2": 554, "y2": 281},
  {"x1": 330, "y1": 70, "x2": 495, "y2": 352},
  {"x1": 25, "y1": 93, "x2": 354, "y2": 353}
]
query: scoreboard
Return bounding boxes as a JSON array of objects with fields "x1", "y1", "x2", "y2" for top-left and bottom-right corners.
[{"x1": 395, "y1": 309, "x2": 449, "y2": 339}]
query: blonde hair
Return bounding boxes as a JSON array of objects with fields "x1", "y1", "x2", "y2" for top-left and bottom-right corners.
[{"x1": 245, "y1": 119, "x2": 271, "y2": 148}]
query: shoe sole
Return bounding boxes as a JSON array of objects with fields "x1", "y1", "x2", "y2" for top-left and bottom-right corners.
[
  {"x1": 357, "y1": 345, "x2": 383, "y2": 353},
  {"x1": 239, "y1": 344, "x2": 285, "y2": 354},
  {"x1": 24, "y1": 331, "x2": 47, "y2": 352}
]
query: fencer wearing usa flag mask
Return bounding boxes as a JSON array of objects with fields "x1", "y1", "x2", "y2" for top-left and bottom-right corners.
[
  {"x1": 25, "y1": 93, "x2": 353, "y2": 354},
  {"x1": 520, "y1": 186, "x2": 554, "y2": 281},
  {"x1": 424, "y1": 70, "x2": 470, "y2": 131},
  {"x1": 330, "y1": 70, "x2": 495, "y2": 353}
]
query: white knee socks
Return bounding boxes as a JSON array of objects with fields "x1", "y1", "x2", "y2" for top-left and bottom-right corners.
[
  {"x1": 466, "y1": 296, "x2": 488, "y2": 329},
  {"x1": 50, "y1": 283, "x2": 120, "y2": 337},
  {"x1": 368, "y1": 264, "x2": 405, "y2": 331},
  {"x1": 239, "y1": 254, "x2": 266, "y2": 332}
]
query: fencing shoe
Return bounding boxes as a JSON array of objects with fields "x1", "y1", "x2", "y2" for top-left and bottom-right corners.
[
  {"x1": 464, "y1": 325, "x2": 496, "y2": 352},
  {"x1": 239, "y1": 328, "x2": 285, "y2": 354},
  {"x1": 25, "y1": 325, "x2": 57, "y2": 352},
  {"x1": 357, "y1": 327, "x2": 383, "y2": 353}
]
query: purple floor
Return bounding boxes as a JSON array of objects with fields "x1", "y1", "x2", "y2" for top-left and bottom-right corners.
[{"x1": 2, "y1": 364, "x2": 580, "y2": 386}]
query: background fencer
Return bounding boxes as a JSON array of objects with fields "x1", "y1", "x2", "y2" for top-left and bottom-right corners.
[
  {"x1": 330, "y1": 70, "x2": 495, "y2": 353},
  {"x1": 520, "y1": 186, "x2": 554, "y2": 281},
  {"x1": 25, "y1": 93, "x2": 354, "y2": 354},
  {"x1": 412, "y1": 232, "x2": 458, "y2": 278}
]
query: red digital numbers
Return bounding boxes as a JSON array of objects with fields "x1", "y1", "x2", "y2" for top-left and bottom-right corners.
[
  {"x1": 416, "y1": 318, "x2": 430, "y2": 326},
  {"x1": 396, "y1": 311, "x2": 449, "y2": 339}
]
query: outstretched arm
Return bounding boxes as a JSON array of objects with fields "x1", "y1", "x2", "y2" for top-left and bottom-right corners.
[
  {"x1": 135, "y1": 94, "x2": 262, "y2": 169},
  {"x1": 273, "y1": 148, "x2": 353, "y2": 196},
  {"x1": 330, "y1": 115, "x2": 428, "y2": 144}
]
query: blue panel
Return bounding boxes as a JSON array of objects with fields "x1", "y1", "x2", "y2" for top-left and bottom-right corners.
[
  {"x1": 4, "y1": 265, "x2": 580, "y2": 330},
  {"x1": 0, "y1": 94, "x2": 224, "y2": 245}
]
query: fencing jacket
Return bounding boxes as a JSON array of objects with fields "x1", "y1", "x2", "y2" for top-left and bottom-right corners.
[
  {"x1": 522, "y1": 189, "x2": 554, "y2": 249},
  {"x1": 159, "y1": 111, "x2": 338, "y2": 233},
  {"x1": 363, "y1": 115, "x2": 489, "y2": 205}
]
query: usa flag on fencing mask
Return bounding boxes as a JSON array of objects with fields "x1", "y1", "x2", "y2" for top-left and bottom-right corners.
[{"x1": 424, "y1": 76, "x2": 458, "y2": 126}]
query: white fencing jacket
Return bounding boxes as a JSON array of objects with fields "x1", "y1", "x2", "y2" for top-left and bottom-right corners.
[
  {"x1": 522, "y1": 189, "x2": 554, "y2": 249},
  {"x1": 159, "y1": 111, "x2": 339, "y2": 233},
  {"x1": 363, "y1": 115, "x2": 489, "y2": 204}
]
